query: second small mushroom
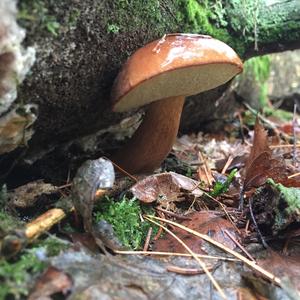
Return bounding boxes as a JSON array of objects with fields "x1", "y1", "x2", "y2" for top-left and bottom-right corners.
[{"x1": 111, "y1": 34, "x2": 243, "y2": 174}]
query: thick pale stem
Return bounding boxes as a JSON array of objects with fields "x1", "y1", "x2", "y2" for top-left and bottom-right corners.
[{"x1": 112, "y1": 96, "x2": 185, "y2": 174}]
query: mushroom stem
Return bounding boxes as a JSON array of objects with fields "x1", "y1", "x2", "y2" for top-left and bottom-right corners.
[{"x1": 112, "y1": 96, "x2": 185, "y2": 174}]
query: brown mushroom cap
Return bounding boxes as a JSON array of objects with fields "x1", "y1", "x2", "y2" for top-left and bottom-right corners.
[{"x1": 111, "y1": 33, "x2": 243, "y2": 112}]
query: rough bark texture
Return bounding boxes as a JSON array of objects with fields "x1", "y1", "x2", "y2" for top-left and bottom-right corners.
[{"x1": 1, "y1": 0, "x2": 300, "y2": 181}]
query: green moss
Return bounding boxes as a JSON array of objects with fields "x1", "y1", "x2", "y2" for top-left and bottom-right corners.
[
  {"x1": 94, "y1": 196, "x2": 156, "y2": 250},
  {"x1": 18, "y1": 0, "x2": 60, "y2": 36},
  {"x1": 0, "y1": 210, "x2": 23, "y2": 238},
  {"x1": 106, "y1": 0, "x2": 165, "y2": 36},
  {"x1": 177, "y1": 0, "x2": 229, "y2": 39},
  {"x1": 0, "y1": 236, "x2": 68, "y2": 299},
  {"x1": 227, "y1": 0, "x2": 300, "y2": 53},
  {"x1": 107, "y1": 23, "x2": 120, "y2": 34},
  {"x1": 176, "y1": 0, "x2": 245, "y2": 55},
  {"x1": 267, "y1": 179, "x2": 300, "y2": 216},
  {"x1": 243, "y1": 55, "x2": 271, "y2": 106},
  {"x1": 263, "y1": 107, "x2": 293, "y2": 122},
  {"x1": 245, "y1": 56, "x2": 270, "y2": 83}
]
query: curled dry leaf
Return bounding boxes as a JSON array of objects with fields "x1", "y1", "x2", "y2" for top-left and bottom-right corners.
[
  {"x1": 153, "y1": 211, "x2": 239, "y2": 253},
  {"x1": 130, "y1": 172, "x2": 203, "y2": 203},
  {"x1": 243, "y1": 118, "x2": 299, "y2": 190}
]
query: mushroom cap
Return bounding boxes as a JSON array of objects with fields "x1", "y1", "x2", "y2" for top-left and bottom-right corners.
[{"x1": 111, "y1": 33, "x2": 243, "y2": 112}]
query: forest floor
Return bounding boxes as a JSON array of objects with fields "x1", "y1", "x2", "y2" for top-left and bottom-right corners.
[{"x1": 1, "y1": 106, "x2": 300, "y2": 300}]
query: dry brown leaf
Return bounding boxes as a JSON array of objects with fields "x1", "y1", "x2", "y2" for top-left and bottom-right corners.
[
  {"x1": 245, "y1": 118, "x2": 271, "y2": 172},
  {"x1": 130, "y1": 172, "x2": 203, "y2": 204},
  {"x1": 152, "y1": 211, "x2": 239, "y2": 253},
  {"x1": 243, "y1": 118, "x2": 298, "y2": 189}
]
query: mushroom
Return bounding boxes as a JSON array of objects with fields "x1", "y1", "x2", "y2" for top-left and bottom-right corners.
[{"x1": 111, "y1": 33, "x2": 243, "y2": 174}]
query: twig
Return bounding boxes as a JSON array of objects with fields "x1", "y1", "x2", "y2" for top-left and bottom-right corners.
[
  {"x1": 143, "y1": 227, "x2": 152, "y2": 252},
  {"x1": 248, "y1": 198, "x2": 268, "y2": 249},
  {"x1": 116, "y1": 250, "x2": 238, "y2": 261},
  {"x1": 166, "y1": 265, "x2": 214, "y2": 275},
  {"x1": 198, "y1": 151, "x2": 213, "y2": 186},
  {"x1": 114, "y1": 250, "x2": 239, "y2": 261},
  {"x1": 147, "y1": 215, "x2": 281, "y2": 286},
  {"x1": 221, "y1": 155, "x2": 234, "y2": 174},
  {"x1": 288, "y1": 172, "x2": 300, "y2": 179},
  {"x1": 145, "y1": 216, "x2": 227, "y2": 300},
  {"x1": 155, "y1": 207, "x2": 192, "y2": 220},
  {"x1": 104, "y1": 156, "x2": 137, "y2": 182},
  {"x1": 203, "y1": 191, "x2": 241, "y2": 235},
  {"x1": 223, "y1": 229, "x2": 255, "y2": 262}
]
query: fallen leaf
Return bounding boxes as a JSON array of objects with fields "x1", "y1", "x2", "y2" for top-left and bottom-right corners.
[
  {"x1": 131, "y1": 172, "x2": 203, "y2": 204},
  {"x1": 153, "y1": 211, "x2": 239, "y2": 253},
  {"x1": 243, "y1": 118, "x2": 299, "y2": 190}
]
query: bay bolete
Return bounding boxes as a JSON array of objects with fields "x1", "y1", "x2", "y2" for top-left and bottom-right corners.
[{"x1": 111, "y1": 33, "x2": 243, "y2": 174}]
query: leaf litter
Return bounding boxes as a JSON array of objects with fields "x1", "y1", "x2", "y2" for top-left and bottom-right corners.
[{"x1": 1, "y1": 113, "x2": 300, "y2": 299}]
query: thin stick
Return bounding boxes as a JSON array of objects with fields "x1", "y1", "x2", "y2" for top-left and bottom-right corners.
[
  {"x1": 114, "y1": 250, "x2": 239, "y2": 261},
  {"x1": 223, "y1": 229, "x2": 255, "y2": 262},
  {"x1": 198, "y1": 151, "x2": 213, "y2": 186},
  {"x1": 249, "y1": 198, "x2": 268, "y2": 249},
  {"x1": 166, "y1": 265, "x2": 214, "y2": 275},
  {"x1": 221, "y1": 155, "x2": 233, "y2": 175},
  {"x1": 145, "y1": 216, "x2": 227, "y2": 300},
  {"x1": 147, "y1": 215, "x2": 281, "y2": 285},
  {"x1": 103, "y1": 156, "x2": 137, "y2": 182},
  {"x1": 57, "y1": 183, "x2": 72, "y2": 189},
  {"x1": 288, "y1": 172, "x2": 300, "y2": 179},
  {"x1": 203, "y1": 191, "x2": 241, "y2": 235},
  {"x1": 143, "y1": 227, "x2": 152, "y2": 252},
  {"x1": 155, "y1": 207, "x2": 192, "y2": 220}
]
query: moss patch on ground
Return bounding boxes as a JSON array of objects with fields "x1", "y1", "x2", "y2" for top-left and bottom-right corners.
[{"x1": 94, "y1": 196, "x2": 156, "y2": 250}]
